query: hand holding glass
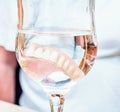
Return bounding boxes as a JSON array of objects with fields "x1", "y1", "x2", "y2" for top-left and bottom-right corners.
[{"x1": 16, "y1": 0, "x2": 97, "y2": 112}]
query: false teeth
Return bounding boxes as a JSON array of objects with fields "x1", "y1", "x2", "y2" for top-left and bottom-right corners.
[{"x1": 22, "y1": 45, "x2": 84, "y2": 81}]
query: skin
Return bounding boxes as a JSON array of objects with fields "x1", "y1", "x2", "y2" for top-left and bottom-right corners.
[{"x1": 0, "y1": 46, "x2": 17, "y2": 103}]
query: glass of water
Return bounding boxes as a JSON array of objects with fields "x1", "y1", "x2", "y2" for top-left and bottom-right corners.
[{"x1": 16, "y1": 0, "x2": 97, "y2": 112}]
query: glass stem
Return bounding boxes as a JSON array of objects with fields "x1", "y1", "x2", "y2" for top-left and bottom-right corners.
[{"x1": 49, "y1": 94, "x2": 65, "y2": 112}]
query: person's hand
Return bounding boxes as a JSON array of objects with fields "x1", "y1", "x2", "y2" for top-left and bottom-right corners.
[{"x1": 0, "y1": 46, "x2": 17, "y2": 103}]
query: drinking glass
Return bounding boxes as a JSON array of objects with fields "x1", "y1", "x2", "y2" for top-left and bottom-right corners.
[{"x1": 16, "y1": 0, "x2": 97, "y2": 112}]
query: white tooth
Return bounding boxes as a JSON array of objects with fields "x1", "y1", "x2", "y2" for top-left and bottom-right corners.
[
  {"x1": 24, "y1": 49, "x2": 34, "y2": 57},
  {"x1": 72, "y1": 69, "x2": 84, "y2": 80},
  {"x1": 57, "y1": 55, "x2": 65, "y2": 67},
  {"x1": 63, "y1": 60, "x2": 69, "y2": 71},
  {"x1": 66, "y1": 65, "x2": 75, "y2": 75},
  {"x1": 34, "y1": 48, "x2": 43, "y2": 58},
  {"x1": 43, "y1": 49, "x2": 51, "y2": 60},
  {"x1": 50, "y1": 51, "x2": 59, "y2": 63},
  {"x1": 24, "y1": 45, "x2": 35, "y2": 57}
]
